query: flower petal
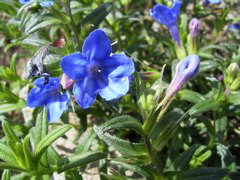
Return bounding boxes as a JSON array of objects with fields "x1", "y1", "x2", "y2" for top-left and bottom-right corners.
[
  {"x1": 61, "y1": 52, "x2": 88, "y2": 81},
  {"x1": 46, "y1": 91, "x2": 70, "y2": 122},
  {"x1": 27, "y1": 87, "x2": 49, "y2": 107},
  {"x1": 171, "y1": 0, "x2": 182, "y2": 20},
  {"x1": 149, "y1": 0, "x2": 182, "y2": 27},
  {"x1": 150, "y1": 5, "x2": 175, "y2": 26},
  {"x1": 19, "y1": 0, "x2": 29, "y2": 4},
  {"x1": 39, "y1": 1, "x2": 54, "y2": 7},
  {"x1": 99, "y1": 77, "x2": 129, "y2": 101},
  {"x1": 103, "y1": 54, "x2": 135, "y2": 79},
  {"x1": 34, "y1": 77, "x2": 59, "y2": 88},
  {"x1": 73, "y1": 78, "x2": 99, "y2": 109},
  {"x1": 82, "y1": 29, "x2": 112, "y2": 61}
]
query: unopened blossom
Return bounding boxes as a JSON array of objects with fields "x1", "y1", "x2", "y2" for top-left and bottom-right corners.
[
  {"x1": 149, "y1": 0, "x2": 182, "y2": 45},
  {"x1": 61, "y1": 29, "x2": 135, "y2": 109},
  {"x1": 27, "y1": 77, "x2": 70, "y2": 122},
  {"x1": 61, "y1": 73, "x2": 74, "y2": 89},
  {"x1": 189, "y1": 18, "x2": 201, "y2": 37},
  {"x1": 166, "y1": 54, "x2": 200, "y2": 96}
]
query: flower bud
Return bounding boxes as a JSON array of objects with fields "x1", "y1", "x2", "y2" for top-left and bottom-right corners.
[
  {"x1": 61, "y1": 73, "x2": 74, "y2": 89},
  {"x1": 230, "y1": 76, "x2": 240, "y2": 91},
  {"x1": 166, "y1": 54, "x2": 200, "y2": 96},
  {"x1": 225, "y1": 63, "x2": 239, "y2": 85},
  {"x1": 227, "y1": 63, "x2": 239, "y2": 77},
  {"x1": 189, "y1": 18, "x2": 201, "y2": 37}
]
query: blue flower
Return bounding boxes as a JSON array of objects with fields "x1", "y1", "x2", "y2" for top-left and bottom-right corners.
[
  {"x1": 166, "y1": 54, "x2": 200, "y2": 96},
  {"x1": 149, "y1": 0, "x2": 182, "y2": 45},
  {"x1": 205, "y1": 0, "x2": 221, "y2": 4},
  {"x1": 27, "y1": 77, "x2": 70, "y2": 122},
  {"x1": 19, "y1": 0, "x2": 54, "y2": 7},
  {"x1": 229, "y1": 23, "x2": 240, "y2": 30},
  {"x1": 61, "y1": 29, "x2": 135, "y2": 109}
]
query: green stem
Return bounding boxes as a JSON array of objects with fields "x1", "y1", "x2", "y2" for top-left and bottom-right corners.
[
  {"x1": 63, "y1": 0, "x2": 81, "y2": 51},
  {"x1": 143, "y1": 136, "x2": 163, "y2": 178}
]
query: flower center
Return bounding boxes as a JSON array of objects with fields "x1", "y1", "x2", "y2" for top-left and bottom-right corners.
[{"x1": 89, "y1": 64, "x2": 102, "y2": 77}]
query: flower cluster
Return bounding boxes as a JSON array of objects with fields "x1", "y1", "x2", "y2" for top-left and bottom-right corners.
[{"x1": 27, "y1": 30, "x2": 135, "y2": 121}]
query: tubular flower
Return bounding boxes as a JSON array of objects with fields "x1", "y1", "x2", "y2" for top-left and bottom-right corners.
[
  {"x1": 166, "y1": 54, "x2": 200, "y2": 96},
  {"x1": 61, "y1": 29, "x2": 135, "y2": 109},
  {"x1": 149, "y1": 0, "x2": 182, "y2": 45},
  {"x1": 27, "y1": 77, "x2": 70, "y2": 122},
  {"x1": 19, "y1": 0, "x2": 54, "y2": 7}
]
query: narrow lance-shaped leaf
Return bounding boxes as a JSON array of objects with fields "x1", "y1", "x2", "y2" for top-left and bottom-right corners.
[
  {"x1": 94, "y1": 125, "x2": 148, "y2": 157},
  {"x1": 75, "y1": 128, "x2": 96, "y2": 154},
  {"x1": 1, "y1": 169, "x2": 11, "y2": 180},
  {"x1": 98, "y1": 115, "x2": 144, "y2": 135},
  {"x1": 35, "y1": 125, "x2": 72, "y2": 162},
  {"x1": 57, "y1": 152, "x2": 107, "y2": 173},
  {"x1": 81, "y1": 2, "x2": 113, "y2": 28},
  {"x1": 0, "y1": 142, "x2": 17, "y2": 164},
  {"x1": 110, "y1": 159, "x2": 151, "y2": 178},
  {"x1": 2, "y1": 120, "x2": 20, "y2": 143}
]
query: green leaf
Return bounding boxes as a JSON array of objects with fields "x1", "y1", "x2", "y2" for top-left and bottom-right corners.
[
  {"x1": 75, "y1": 128, "x2": 96, "y2": 154},
  {"x1": 11, "y1": 173, "x2": 30, "y2": 180},
  {"x1": 34, "y1": 108, "x2": 48, "y2": 166},
  {"x1": 22, "y1": 135, "x2": 34, "y2": 170},
  {"x1": 34, "y1": 108, "x2": 48, "y2": 148},
  {"x1": 25, "y1": 18, "x2": 63, "y2": 34},
  {"x1": 151, "y1": 109, "x2": 186, "y2": 151},
  {"x1": 0, "y1": 65, "x2": 19, "y2": 81},
  {"x1": 64, "y1": 169, "x2": 83, "y2": 180},
  {"x1": 173, "y1": 144, "x2": 200, "y2": 170},
  {"x1": 2, "y1": 120, "x2": 20, "y2": 143},
  {"x1": 0, "y1": 162, "x2": 25, "y2": 171},
  {"x1": 0, "y1": 99, "x2": 26, "y2": 114},
  {"x1": 0, "y1": 142, "x2": 17, "y2": 164},
  {"x1": 1, "y1": 169, "x2": 11, "y2": 180},
  {"x1": 0, "y1": 82, "x2": 19, "y2": 103},
  {"x1": 110, "y1": 159, "x2": 150, "y2": 178},
  {"x1": 215, "y1": 116, "x2": 227, "y2": 142},
  {"x1": 199, "y1": 60, "x2": 218, "y2": 73},
  {"x1": 188, "y1": 99, "x2": 218, "y2": 116},
  {"x1": 98, "y1": 115, "x2": 144, "y2": 135},
  {"x1": 81, "y1": 2, "x2": 113, "y2": 27},
  {"x1": 176, "y1": 167, "x2": 228, "y2": 180},
  {"x1": 179, "y1": 90, "x2": 205, "y2": 104},
  {"x1": 94, "y1": 125, "x2": 147, "y2": 157},
  {"x1": 228, "y1": 92, "x2": 240, "y2": 105},
  {"x1": 216, "y1": 144, "x2": 237, "y2": 172},
  {"x1": 57, "y1": 152, "x2": 107, "y2": 173},
  {"x1": 189, "y1": 146, "x2": 212, "y2": 168},
  {"x1": 35, "y1": 125, "x2": 72, "y2": 162}
]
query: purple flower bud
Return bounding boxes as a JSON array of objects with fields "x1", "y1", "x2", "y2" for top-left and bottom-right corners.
[
  {"x1": 189, "y1": 18, "x2": 201, "y2": 37},
  {"x1": 61, "y1": 73, "x2": 74, "y2": 89},
  {"x1": 166, "y1": 54, "x2": 200, "y2": 96}
]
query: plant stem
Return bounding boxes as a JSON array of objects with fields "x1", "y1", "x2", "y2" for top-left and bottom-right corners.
[
  {"x1": 143, "y1": 136, "x2": 163, "y2": 178},
  {"x1": 63, "y1": 0, "x2": 81, "y2": 51}
]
